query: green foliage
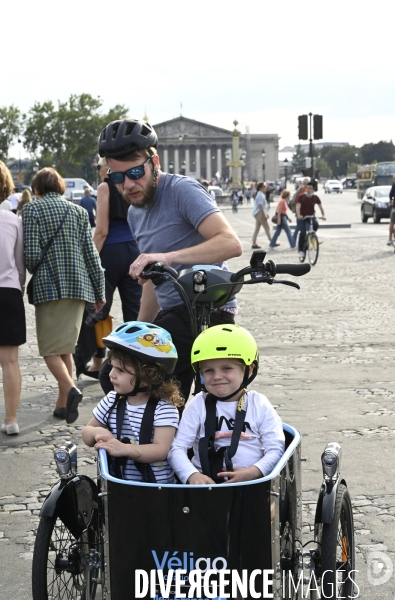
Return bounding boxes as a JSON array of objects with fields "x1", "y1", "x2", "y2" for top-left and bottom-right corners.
[
  {"x1": 360, "y1": 141, "x2": 395, "y2": 164},
  {"x1": 315, "y1": 158, "x2": 331, "y2": 178},
  {"x1": 319, "y1": 145, "x2": 359, "y2": 177},
  {"x1": 292, "y1": 144, "x2": 306, "y2": 172},
  {"x1": 23, "y1": 95, "x2": 128, "y2": 182},
  {"x1": 0, "y1": 105, "x2": 22, "y2": 161}
]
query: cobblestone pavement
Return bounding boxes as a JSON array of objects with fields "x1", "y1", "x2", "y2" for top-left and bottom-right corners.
[{"x1": 1, "y1": 209, "x2": 395, "y2": 598}]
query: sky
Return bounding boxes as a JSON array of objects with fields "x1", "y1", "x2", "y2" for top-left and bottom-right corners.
[{"x1": 3, "y1": 0, "x2": 395, "y2": 157}]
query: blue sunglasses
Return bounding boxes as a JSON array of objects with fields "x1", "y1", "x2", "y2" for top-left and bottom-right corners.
[{"x1": 107, "y1": 157, "x2": 151, "y2": 184}]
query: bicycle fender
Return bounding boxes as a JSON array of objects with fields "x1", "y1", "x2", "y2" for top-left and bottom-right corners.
[
  {"x1": 314, "y1": 478, "x2": 347, "y2": 524},
  {"x1": 40, "y1": 475, "x2": 98, "y2": 539}
]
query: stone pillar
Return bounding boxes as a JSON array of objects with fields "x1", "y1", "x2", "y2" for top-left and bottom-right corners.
[
  {"x1": 196, "y1": 147, "x2": 201, "y2": 178},
  {"x1": 206, "y1": 147, "x2": 211, "y2": 181},
  {"x1": 174, "y1": 147, "x2": 179, "y2": 174},
  {"x1": 163, "y1": 148, "x2": 168, "y2": 173},
  {"x1": 217, "y1": 147, "x2": 222, "y2": 180},
  {"x1": 185, "y1": 147, "x2": 190, "y2": 176}
]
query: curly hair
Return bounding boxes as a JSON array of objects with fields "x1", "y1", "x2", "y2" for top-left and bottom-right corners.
[
  {"x1": 0, "y1": 160, "x2": 15, "y2": 202},
  {"x1": 108, "y1": 348, "x2": 184, "y2": 408}
]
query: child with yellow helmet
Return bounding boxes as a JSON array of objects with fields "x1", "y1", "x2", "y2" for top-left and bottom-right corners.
[{"x1": 168, "y1": 324, "x2": 285, "y2": 484}]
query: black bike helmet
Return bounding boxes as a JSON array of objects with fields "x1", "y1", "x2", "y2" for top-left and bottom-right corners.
[{"x1": 98, "y1": 119, "x2": 158, "y2": 158}]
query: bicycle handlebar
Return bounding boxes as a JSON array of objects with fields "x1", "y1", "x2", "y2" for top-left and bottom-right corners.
[{"x1": 275, "y1": 263, "x2": 311, "y2": 277}]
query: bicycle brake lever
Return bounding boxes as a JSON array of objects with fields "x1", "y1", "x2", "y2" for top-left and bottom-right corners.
[{"x1": 273, "y1": 280, "x2": 300, "y2": 290}]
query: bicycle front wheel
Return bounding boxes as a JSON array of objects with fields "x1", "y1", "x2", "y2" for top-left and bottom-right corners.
[
  {"x1": 32, "y1": 515, "x2": 101, "y2": 600},
  {"x1": 320, "y1": 484, "x2": 355, "y2": 599},
  {"x1": 307, "y1": 232, "x2": 319, "y2": 265}
]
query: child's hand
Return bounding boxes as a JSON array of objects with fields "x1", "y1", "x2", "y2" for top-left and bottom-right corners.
[
  {"x1": 217, "y1": 466, "x2": 262, "y2": 483},
  {"x1": 187, "y1": 472, "x2": 215, "y2": 485},
  {"x1": 94, "y1": 428, "x2": 115, "y2": 443},
  {"x1": 94, "y1": 437, "x2": 125, "y2": 456}
]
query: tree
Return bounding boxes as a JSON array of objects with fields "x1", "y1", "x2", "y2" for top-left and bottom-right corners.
[
  {"x1": 0, "y1": 105, "x2": 22, "y2": 161},
  {"x1": 321, "y1": 145, "x2": 359, "y2": 177},
  {"x1": 360, "y1": 141, "x2": 395, "y2": 164},
  {"x1": 23, "y1": 95, "x2": 128, "y2": 181},
  {"x1": 292, "y1": 144, "x2": 306, "y2": 172}
]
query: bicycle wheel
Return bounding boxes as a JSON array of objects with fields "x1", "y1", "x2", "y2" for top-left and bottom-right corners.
[
  {"x1": 307, "y1": 232, "x2": 319, "y2": 266},
  {"x1": 32, "y1": 515, "x2": 102, "y2": 600},
  {"x1": 320, "y1": 484, "x2": 355, "y2": 599}
]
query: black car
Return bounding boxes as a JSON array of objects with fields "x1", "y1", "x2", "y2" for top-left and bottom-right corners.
[{"x1": 361, "y1": 185, "x2": 392, "y2": 223}]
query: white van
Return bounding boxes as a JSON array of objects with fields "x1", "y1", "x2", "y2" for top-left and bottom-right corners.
[{"x1": 63, "y1": 178, "x2": 95, "y2": 201}]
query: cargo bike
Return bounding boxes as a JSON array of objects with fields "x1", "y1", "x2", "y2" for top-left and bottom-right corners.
[{"x1": 32, "y1": 251, "x2": 355, "y2": 600}]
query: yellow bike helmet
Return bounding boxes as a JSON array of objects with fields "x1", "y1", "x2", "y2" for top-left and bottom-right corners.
[{"x1": 191, "y1": 324, "x2": 259, "y2": 372}]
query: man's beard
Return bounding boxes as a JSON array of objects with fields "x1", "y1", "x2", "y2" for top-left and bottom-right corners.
[{"x1": 120, "y1": 177, "x2": 157, "y2": 209}]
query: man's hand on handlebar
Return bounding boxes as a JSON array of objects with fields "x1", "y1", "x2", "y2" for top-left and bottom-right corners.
[{"x1": 130, "y1": 253, "x2": 172, "y2": 282}]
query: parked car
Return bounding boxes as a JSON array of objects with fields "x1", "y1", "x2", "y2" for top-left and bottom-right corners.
[
  {"x1": 324, "y1": 180, "x2": 343, "y2": 193},
  {"x1": 361, "y1": 186, "x2": 392, "y2": 223}
]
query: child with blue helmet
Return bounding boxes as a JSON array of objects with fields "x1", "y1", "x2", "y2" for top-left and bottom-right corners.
[{"x1": 82, "y1": 321, "x2": 183, "y2": 482}]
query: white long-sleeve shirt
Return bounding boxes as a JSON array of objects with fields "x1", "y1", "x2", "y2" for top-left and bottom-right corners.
[
  {"x1": 0, "y1": 210, "x2": 25, "y2": 291},
  {"x1": 168, "y1": 390, "x2": 285, "y2": 484}
]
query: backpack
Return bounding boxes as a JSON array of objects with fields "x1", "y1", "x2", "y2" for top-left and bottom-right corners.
[{"x1": 288, "y1": 186, "x2": 303, "y2": 213}]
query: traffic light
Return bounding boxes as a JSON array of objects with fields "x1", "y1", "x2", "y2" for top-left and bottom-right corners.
[
  {"x1": 313, "y1": 115, "x2": 323, "y2": 140},
  {"x1": 298, "y1": 115, "x2": 308, "y2": 140},
  {"x1": 345, "y1": 161, "x2": 349, "y2": 169}
]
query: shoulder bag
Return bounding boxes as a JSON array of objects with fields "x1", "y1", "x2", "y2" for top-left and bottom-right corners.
[{"x1": 26, "y1": 203, "x2": 71, "y2": 305}]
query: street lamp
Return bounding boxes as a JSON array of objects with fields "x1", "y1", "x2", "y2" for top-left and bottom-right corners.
[
  {"x1": 169, "y1": 160, "x2": 174, "y2": 174},
  {"x1": 283, "y1": 158, "x2": 289, "y2": 189},
  {"x1": 261, "y1": 149, "x2": 266, "y2": 182},
  {"x1": 18, "y1": 139, "x2": 23, "y2": 182},
  {"x1": 225, "y1": 149, "x2": 232, "y2": 184},
  {"x1": 180, "y1": 160, "x2": 186, "y2": 176}
]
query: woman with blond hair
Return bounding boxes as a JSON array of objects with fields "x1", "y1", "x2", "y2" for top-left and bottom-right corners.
[
  {"x1": 268, "y1": 189, "x2": 296, "y2": 250},
  {"x1": 0, "y1": 161, "x2": 26, "y2": 435},
  {"x1": 22, "y1": 168, "x2": 105, "y2": 424},
  {"x1": 17, "y1": 189, "x2": 32, "y2": 217}
]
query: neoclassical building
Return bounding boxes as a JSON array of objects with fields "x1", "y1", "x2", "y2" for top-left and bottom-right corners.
[{"x1": 153, "y1": 116, "x2": 279, "y2": 182}]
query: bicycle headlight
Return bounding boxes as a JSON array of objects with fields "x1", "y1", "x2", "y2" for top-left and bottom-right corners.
[
  {"x1": 54, "y1": 441, "x2": 77, "y2": 479},
  {"x1": 193, "y1": 270, "x2": 207, "y2": 292},
  {"x1": 321, "y1": 442, "x2": 341, "y2": 483}
]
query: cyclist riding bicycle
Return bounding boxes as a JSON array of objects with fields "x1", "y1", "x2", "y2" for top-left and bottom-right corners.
[{"x1": 296, "y1": 181, "x2": 326, "y2": 259}]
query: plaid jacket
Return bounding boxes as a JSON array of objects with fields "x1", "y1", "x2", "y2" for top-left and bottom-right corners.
[{"x1": 22, "y1": 193, "x2": 105, "y2": 305}]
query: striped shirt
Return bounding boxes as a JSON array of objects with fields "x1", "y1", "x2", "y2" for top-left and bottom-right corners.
[
  {"x1": 22, "y1": 193, "x2": 105, "y2": 305},
  {"x1": 93, "y1": 391, "x2": 179, "y2": 482}
]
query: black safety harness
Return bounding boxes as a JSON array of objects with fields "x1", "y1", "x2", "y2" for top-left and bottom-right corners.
[
  {"x1": 198, "y1": 391, "x2": 248, "y2": 484},
  {"x1": 107, "y1": 393, "x2": 159, "y2": 483}
]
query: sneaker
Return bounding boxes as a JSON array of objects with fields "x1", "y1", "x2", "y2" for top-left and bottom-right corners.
[
  {"x1": 298, "y1": 251, "x2": 305, "y2": 259},
  {"x1": 290, "y1": 246, "x2": 297, "y2": 250},
  {"x1": 251, "y1": 244, "x2": 261, "y2": 249},
  {"x1": 1, "y1": 422, "x2": 19, "y2": 435},
  {"x1": 274, "y1": 243, "x2": 280, "y2": 247},
  {"x1": 387, "y1": 240, "x2": 393, "y2": 246}
]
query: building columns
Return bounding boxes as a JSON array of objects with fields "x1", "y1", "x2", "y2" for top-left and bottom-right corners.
[
  {"x1": 185, "y1": 147, "x2": 190, "y2": 176},
  {"x1": 195, "y1": 147, "x2": 201, "y2": 179},
  {"x1": 174, "y1": 148, "x2": 179, "y2": 174},
  {"x1": 206, "y1": 147, "x2": 211, "y2": 181},
  {"x1": 163, "y1": 148, "x2": 168, "y2": 173},
  {"x1": 217, "y1": 147, "x2": 222, "y2": 179}
]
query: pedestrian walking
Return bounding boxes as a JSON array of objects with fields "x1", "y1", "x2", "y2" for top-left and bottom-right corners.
[
  {"x1": 291, "y1": 177, "x2": 310, "y2": 247},
  {"x1": 0, "y1": 161, "x2": 26, "y2": 435},
  {"x1": 387, "y1": 175, "x2": 395, "y2": 245},
  {"x1": 251, "y1": 182, "x2": 275, "y2": 248},
  {"x1": 22, "y1": 168, "x2": 105, "y2": 424},
  {"x1": 231, "y1": 190, "x2": 239, "y2": 213},
  {"x1": 98, "y1": 118, "x2": 242, "y2": 401},
  {"x1": 79, "y1": 188, "x2": 97, "y2": 228},
  {"x1": 268, "y1": 190, "x2": 296, "y2": 250}
]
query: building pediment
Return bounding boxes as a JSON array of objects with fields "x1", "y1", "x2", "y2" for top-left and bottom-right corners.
[{"x1": 153, "y1": 116, "x2": 233, "y2": 141}]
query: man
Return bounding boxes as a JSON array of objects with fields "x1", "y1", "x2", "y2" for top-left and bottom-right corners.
[
  {"x1": 6, "y1": 190, "x2": 20, "y2": 214},
  {"x1": 98, "y1": 119, "x2": 242, "y2": 400},
  {"x1": 296, "y1": 181, "x2": 326, "y2": 258},
  {"x1": 290, "y1": 176, "x2": 310, "y2": 246},
  {"x1": 201, "y1": 180, "x2": 216, "y2": 203},
  {"x1": 80, "y1": 188, "x2": 97, "y2": 228},
  {"x1": 387, "y1": 175, "x2": 395, "y2": 245}
]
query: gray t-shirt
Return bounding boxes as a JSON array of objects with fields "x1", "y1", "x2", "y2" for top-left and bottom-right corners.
[{"x1": 127, "y1": 173, "x2": 233, "y2": 311}]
